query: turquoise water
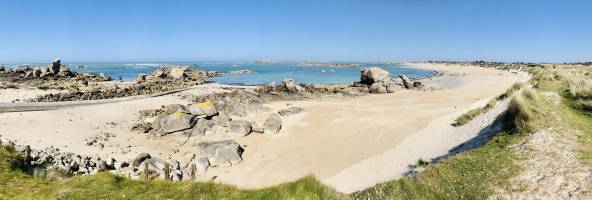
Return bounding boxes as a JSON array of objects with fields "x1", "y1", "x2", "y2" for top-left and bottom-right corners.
[{"x1": 12, "y1": 62, "x2": 435, "y2": 85}]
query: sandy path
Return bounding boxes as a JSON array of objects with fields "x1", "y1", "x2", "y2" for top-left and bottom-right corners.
[{"x1": 0, "y1": 64, "x2": 529, "y2": 193}]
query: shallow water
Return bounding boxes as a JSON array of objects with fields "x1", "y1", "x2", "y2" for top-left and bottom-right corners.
[{"x1": 10, "y1": 62, "x2": 435, "y2": 85}]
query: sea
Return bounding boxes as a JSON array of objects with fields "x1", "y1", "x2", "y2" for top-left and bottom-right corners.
[{"x1": 6, "y1": 62, "x2": 435, "y2": 85}]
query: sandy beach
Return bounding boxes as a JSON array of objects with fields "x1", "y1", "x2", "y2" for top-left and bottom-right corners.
[{"x1": 0, "y1": 63, "x2": 529, "y2": 193}]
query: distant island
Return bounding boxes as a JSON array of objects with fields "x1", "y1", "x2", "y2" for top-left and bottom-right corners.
[{"x1": 298, "y1": 61, "x2": 361, "y2": 67}]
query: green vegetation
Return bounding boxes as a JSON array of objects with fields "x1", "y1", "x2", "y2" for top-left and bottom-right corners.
[
  {"x1": 453, "y1": 98, "x2": 497, "y2": 126},
  {"x1": 453, "y1": 82, "x2": 525, "y2": 127},
  {"x1": 1, "y1": 65, "x2": 591, "y2": 199},
  {"x1": 0, "y1": 147, "x2": 346, "y2": 200}
]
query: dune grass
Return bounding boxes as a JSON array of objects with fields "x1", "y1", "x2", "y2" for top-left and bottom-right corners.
[
  {"x1": 453, "y1": 98, "x2": 497, "y2": 126},
  {"x1": 453, "y1": 82, "x2": 524, "y2": 127}
]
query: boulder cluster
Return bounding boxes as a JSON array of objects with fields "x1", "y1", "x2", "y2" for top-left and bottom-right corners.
[
  {"x1": 135, "y1": 66, "x2": 218, "y2": 83},
  {"x1": 260, "y1": 78, "x2": 369, "y2": 97},
  {"x1": 1, "y1": 59, "x2": 111, "y2": 81},
  {"x1": 31, "y1": 66, "x2": 214, "y2": 102},
  {"x1": 136, "y1": 100, "x2": 286, "y2": 138},
  {"x1": 132, "y1": 99, "x2": 292, "y2": 176},
  {"x1": 356, "y1": 67, "x2": 423, "y2": 94},
  {"x1": 0, "y1": 138, "x2": 129, "y2": 178}
]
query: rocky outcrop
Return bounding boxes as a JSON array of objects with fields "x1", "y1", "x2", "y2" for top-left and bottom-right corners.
[
  {"x1": 228, "y1": 69, "x2": 255, "y2": 75},
  {"x1": 4, "y1": 59, "x2": 78, "y2": 79},
  {"x1": 281, "y1": 79, "x2": 306, "y2": 93},
  {"x1": 357, "y1": 66, "x2": 421, "y2": 93},
  {"x1": 50, "y1": 59, "x2": 61, "y2": 75},
  {"x1": 263, "y1": 113, "x2": 282, "y2": 134},
  {"x1": 360, "y1": 67, "x2": 392, "y2": 85},
  {"x1": 1, "y1": 140, "x2": 129, "y2": 177},
  {"x1": 169, "y1": 67, "x2": 187, "y2": 79}
]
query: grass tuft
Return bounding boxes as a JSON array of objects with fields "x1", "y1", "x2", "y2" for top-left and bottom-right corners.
[{"x1": 453, "y1": 98, "x2": 497, "y2": 126}]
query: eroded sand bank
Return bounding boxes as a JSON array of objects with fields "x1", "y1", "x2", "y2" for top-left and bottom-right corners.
[{"x1": 0, "y1": 63, "x2": 529, "y2": 193}]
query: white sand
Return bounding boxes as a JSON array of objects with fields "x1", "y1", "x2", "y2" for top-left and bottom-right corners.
[
  {"x1": 0, "y1": 88, "x2": 63, "y2": 103},
  {"x1": 0, "y1": 63, "x2": 529, "y2": 193}
]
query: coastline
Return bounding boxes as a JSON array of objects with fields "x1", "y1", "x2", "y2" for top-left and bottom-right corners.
[{"x1": 0, "y1": 62, "x2": 529, "y2": 194}]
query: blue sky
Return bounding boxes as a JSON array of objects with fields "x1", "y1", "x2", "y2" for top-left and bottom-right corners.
[{"x1": 0, "y1": 0, "x2": 590, "y2": 63}]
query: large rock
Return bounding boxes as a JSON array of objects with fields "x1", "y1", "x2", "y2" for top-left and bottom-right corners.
[
  {"x1": 57, "y1": 66, "x2": 72, "y2": 77},
  {"x1": 369, "y1": 83, "x2": 387, "y2": 94},
  {"x1": 49, "y1": 59, "x2": 61, "y2": 74},
  {"x1": 159, "y1": 112, "x2": 196, "y2": 133},
  {"x1": 360, "y1": 67, "x2": 392, "y2": 84},
  {"x1": 211, "y1": 114, "x2": 231, "y2": 127},
  {"x1": 282, "y1": 79, "x2": 305, "y2": 93},
  {"x1": 277, "y1": 107, "x2": 304, "y2": 116},
  {"x1": 151, "y1": 113, "x2": 165, "y2": 130},
  {"x1": 33, "y1": 68, "x2": 43, "y2": 77},
  {"x1": 132, "y1": 153, "x2": 151, "y2": 168},
  {"x1": 195, "y1": 157, "x2": 209, "y2": 176},
  {"x1": 188, "y1": 101, "x2": 218, "y2": 117},
  {"x1": 39, "y1": 67, "x2": 49, "y2": 77},
  {"x1": 169, "y1": 67, "x2": 187, "y2": 79},
  {"x1": 228, "y1": 120, "x2": 252, "y2": 136},
  {"x1": 385, "y1": 82, "x2": 402, "y2": 93},
  {"x1": 196, "y1": 140, "x2": 243, "y2": 167},
  {"x1": 398, "y1": 75, "x2": 413, "y2": 89},
  {"x1": 190, "y1": 119, "x2": 217, "y2": 139},
  {"x1": 413, "y1": 81, "x2": 423, "y2": 88},
  {"x1": 97, "y1": 160, "x2": 108, "y2": 171},
  {"x1": 263, "y1": 113, "x2": 282, "y2": 134}
]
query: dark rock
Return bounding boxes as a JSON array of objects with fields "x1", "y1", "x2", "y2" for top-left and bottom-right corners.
[
  {"x1": 413, "y1": 81, "x2": 423, "y2": 88},
  {"x1": 132, "y1": 153, "x2": 151, "y2": 168},
  {"x1": 360, "y1": 67, "x2": 392, "y2": 85},
  {"x1": 49, "y1": 59, "x2": 61, "y2": 75},
  {"x1": 398, "y1": 75, "x2": 413, "y2": 89}
]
